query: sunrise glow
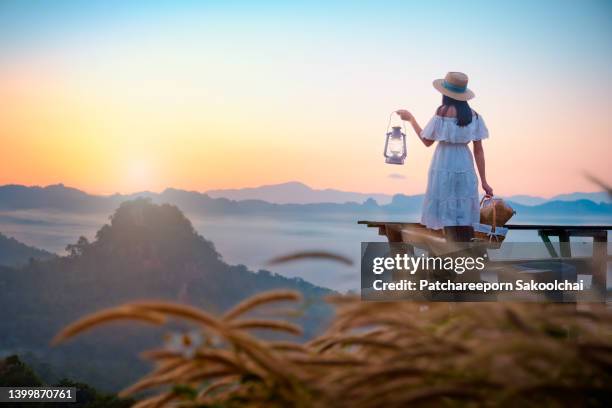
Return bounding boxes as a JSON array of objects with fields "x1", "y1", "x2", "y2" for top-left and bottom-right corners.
[{"x1": 1, "y1": 1, "x2": 611, "y2": 197}]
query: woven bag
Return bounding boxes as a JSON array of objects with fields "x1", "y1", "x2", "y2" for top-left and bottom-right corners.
[
  {"x1": 480, "y1": 196, "x2": 515, "y2": 227},
  {"x1": 473, "y1": 196, "x2": 516, "y2": 246}
]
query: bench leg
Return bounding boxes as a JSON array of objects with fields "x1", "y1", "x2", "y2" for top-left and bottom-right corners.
[{"x1": 592, "y1": 231, "x2": 608, "y2": 294}]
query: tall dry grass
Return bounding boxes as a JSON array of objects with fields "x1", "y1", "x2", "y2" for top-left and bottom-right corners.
[{"x1": 53, "y1": 289, "x2": 612, "y2": 407}]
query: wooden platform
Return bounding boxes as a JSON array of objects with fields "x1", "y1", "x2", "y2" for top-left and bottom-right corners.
[{"x1": 358, "y1": 220, "x2": 611, "y2": 291}]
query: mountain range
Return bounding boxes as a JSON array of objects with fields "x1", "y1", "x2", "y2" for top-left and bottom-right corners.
[
  {"x1": 206, "y1": 181, "x2": 611, "y2": 206},
  {"x1": 0, "y1": 183, "x2": 610, "y2": 218},
  {"x1": 206, "y1": 181, "x2": 394, "y2": 204}
]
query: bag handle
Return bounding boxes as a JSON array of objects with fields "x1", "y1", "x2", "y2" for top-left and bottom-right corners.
[
  {"x1": 480, "y1": 195, "x2": 497, "y2": 233},
  {"x1": 479, "y1": 194, "x2": 494, "y2": 206}
]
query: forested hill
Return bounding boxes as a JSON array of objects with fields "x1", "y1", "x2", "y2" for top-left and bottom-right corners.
[
  {"x1": 0, "y1": 198, "x2": 333, "y2": 391},
  {"x1": 0, "y1": 233, "x2": 55, "y2": 267}
]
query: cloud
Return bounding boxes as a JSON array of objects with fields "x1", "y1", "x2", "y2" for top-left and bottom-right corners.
[{"x1": 388, "y1": 173, "x2": 406, "y2": 180}]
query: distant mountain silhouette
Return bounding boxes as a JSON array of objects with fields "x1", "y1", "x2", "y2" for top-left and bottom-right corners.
[
  {"x1": 508, "y1": 199, "x2": 612, "y2": 216},
  {"x1": 503, "y1": 191, "x2": 611, "y2": 205},
  {"x1": 208, "y1": 182, "x2": 612, "y2": 206},
  {"x1": 549, "y1": 191, "x2": 611, "y2": 203},
  {"x1": 0, "y1": 184, "x2": 610, "y2": 219},
  {"x1": 0, "y1": 233, "x2": 55, "y2": 267},
  {"x1": 0, "y1": 199, "x2": 332, "y2": 391},
  {"x1": 502, "y1": 195, "x2": 548, "y2": 206},
  {"x1": 206, "y1": 181, "x2": 393, "y2": 204},
  {"x1": 0, "y1": 184, "x2": 118, "y2": 212},
  {"x1": 502, "y1": 192, "x2": 611, "y2": 206}
]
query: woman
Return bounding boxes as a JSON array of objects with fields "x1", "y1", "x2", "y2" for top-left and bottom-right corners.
[{"x1": 397, "y1": 72, "x2": 493, "y2": 241}]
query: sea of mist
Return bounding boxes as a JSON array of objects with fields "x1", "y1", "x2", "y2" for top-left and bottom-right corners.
[{"x1": 1, "y1": 209, "x2": 611, "y2": 292}]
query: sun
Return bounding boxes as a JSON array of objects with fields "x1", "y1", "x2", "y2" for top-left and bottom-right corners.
[{"x1": 125, "y1": 158, "x2": 155, "y2": 192}]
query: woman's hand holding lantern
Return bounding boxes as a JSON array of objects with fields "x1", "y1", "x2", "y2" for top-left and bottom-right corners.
[{"x1": 396, "y1": 109, "x2": 414, "y2": 123}]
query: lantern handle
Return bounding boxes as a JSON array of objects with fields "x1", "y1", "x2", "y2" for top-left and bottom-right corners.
[{"x1": 386, "y1": 111, "x2": 407, "y2": 135}]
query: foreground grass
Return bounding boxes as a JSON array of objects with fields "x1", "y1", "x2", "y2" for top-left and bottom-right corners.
[{"x1": 53, "y1": 291, "x2": 612, "y2": 407}]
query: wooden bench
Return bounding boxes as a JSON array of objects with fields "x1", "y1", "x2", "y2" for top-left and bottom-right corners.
[{"x1": 358, "y1": 221, "x2": 611, "y2": 292}]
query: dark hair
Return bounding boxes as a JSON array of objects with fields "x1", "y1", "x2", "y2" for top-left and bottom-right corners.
[{"x1": 437, "y1": 95, "x2": 475, "y2": 127}]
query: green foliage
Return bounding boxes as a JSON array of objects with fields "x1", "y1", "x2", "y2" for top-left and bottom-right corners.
[
  {"x1": 0, "y1": 355, "x2": 43, "y2": 386},
  {"x1": 0, "y1": 233, "x2": 55, "y2": 268},
  {"x1": 0, "y1": 199, "x2": 332, "y2": 391},
  {"x1": 65, "y1": 236, "x2": 90, "y2": 258},
  {"x1": 55, "y1": 379, "x2": 134, "y2": 408},
  {"x1": 0, "y1": 356, "x2": 134, "y2": 407}
]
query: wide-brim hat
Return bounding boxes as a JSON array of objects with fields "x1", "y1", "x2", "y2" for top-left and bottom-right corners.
[{"x1": 432, "y1": 72, "x2": 475, "y2": 101}]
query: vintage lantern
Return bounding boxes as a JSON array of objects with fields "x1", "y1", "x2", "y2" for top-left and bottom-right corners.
[{"x1": 384, "y1": 125, "x2": 407, "y2": 165}]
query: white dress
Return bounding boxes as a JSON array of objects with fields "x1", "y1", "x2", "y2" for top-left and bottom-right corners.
[{"x1": 420, "y1": 114, "x2": 489, "y2": 230}]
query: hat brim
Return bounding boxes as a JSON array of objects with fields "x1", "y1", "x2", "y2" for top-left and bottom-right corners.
[{"x1": 433, "y1": 79, "x2": 475, "y2": 101}]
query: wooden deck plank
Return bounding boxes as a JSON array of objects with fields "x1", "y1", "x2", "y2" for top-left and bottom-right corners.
[
  {"x1": 358, "y1": 220, "x2": 612, "y2": 231},
  {"x1": 506, "y1": 224, "x2": 612, "y2": 230},
  {"x1": 400, "y1": 227, "x2": 449, "y2": 254}
]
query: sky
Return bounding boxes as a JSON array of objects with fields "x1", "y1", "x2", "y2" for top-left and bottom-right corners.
[{"x1": 1, "y1": 0, "x2": 611, "y2": 197}]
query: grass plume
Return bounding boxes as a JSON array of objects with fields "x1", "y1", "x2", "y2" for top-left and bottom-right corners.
[{"x1": 53, "y1": 289, "x2": 612, "y2": 407}]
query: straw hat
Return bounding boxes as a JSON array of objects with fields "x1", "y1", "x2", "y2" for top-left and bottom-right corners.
[{"x1": 432, "y1": 72, "x2": 475, "y2": 101}]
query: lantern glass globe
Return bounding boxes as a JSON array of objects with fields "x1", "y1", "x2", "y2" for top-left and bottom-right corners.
[{"x1": 384, "y1": 126, "x2": 407, "y2": 165}]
